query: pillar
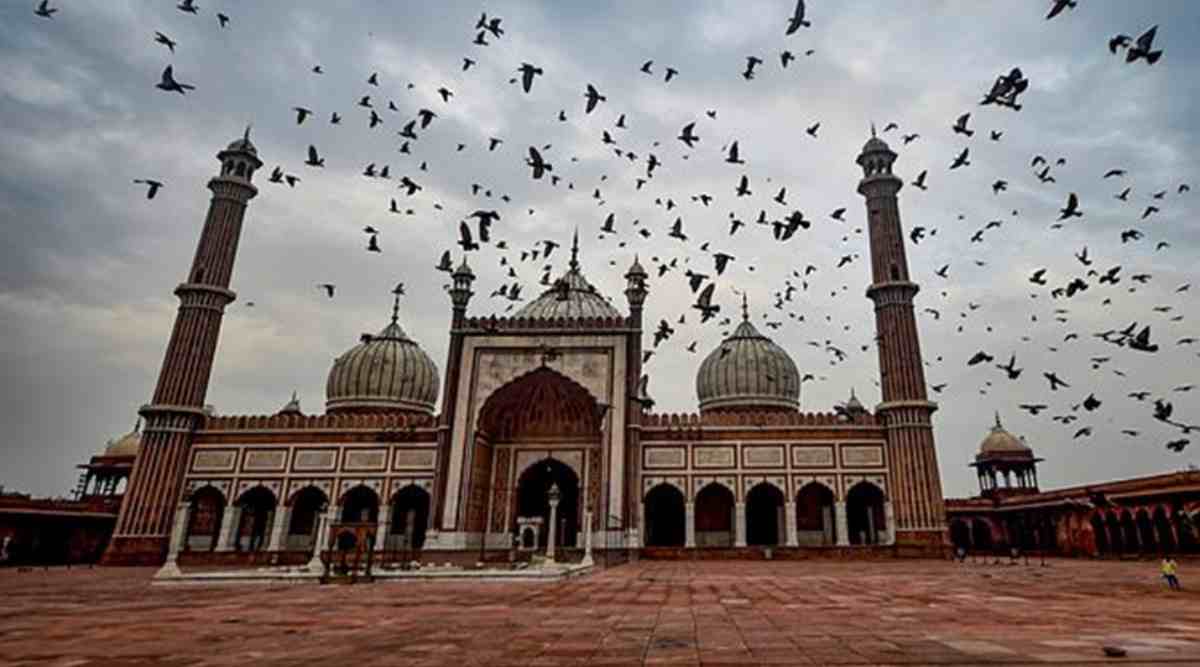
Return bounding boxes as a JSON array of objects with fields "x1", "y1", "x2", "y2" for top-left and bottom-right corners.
[
  {"x1": 734, "y1": 502, "x2": 747, "y2": 547},
  {"x1": 306, "y1": 510, "x2": 329, "y2": 573},
  {"x1": 638, "y1": 501, "x2": 647, "y2": 547},
  {"x1": 685, "y1": 502, "x2": 696, "y2": 548},
  {"x1": 581, "y1": 509, "x2": 595, "y2": 567},
  {"x1": 266, "y1": 506, "x2": 291, "y2": 553},
  {"x1": 785, "y1": 501, "x2": 799, "y2": 547},
  {"x1": 155, "y1": 501, "x2": 192, "y2": 579},
  {"x1": 835, "y1": 501, "x2": 850, "y2": 546},
  {"x1": 374, "y1": 504, "x2": 392, "y2": 552},
  {"x1": 884, "y1": 501, "x2": 895, "y2": 545},
  {"x1": 546, "y1": 497, "x2": 560, "y2": 562},
  {"x1": 215, "y1": 505, "x2": 242, "y2": 552}
]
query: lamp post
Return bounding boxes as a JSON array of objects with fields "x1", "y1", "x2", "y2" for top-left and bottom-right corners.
[{"x1": 546, "y1": 482, "x2": 561, "y2": 564}]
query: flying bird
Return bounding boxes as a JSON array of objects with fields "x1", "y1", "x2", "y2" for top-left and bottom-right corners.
[
  {"x1": 34, "y1": 0, "x2": 57, "y2": 18},
  {"x1": 133, "y1": 179, "x2": 164, "y2": 199},
  {"x1": 1126, "y1": 25, "x2": 1163, "y2": 64},
  {"x1": 526, "y1": 146, "x2": 552, "y2": 179},
  {"x1": 155, "y1": 65, "x2": 195, "y2": 94},
  {"x1": 305, "y1": 145, "x2": 325, "y2": 167},
  {"x1": 1046, "y1": 0, "x2": 1076, "y2": 20},
  {"x1": 583, "y1": 84, "x2": 606, "y2": 114},
  {"x1": 785, "y1": 0, "x2": 811, "y2": 34},
  {"x1": 952, "y1": 113, "x2": 974, "y2": 137},
  {"x1": 518, "y1": 63, "x2": 543, "y2": 93},
  {"x1": 154, "y1": 32, "x2": 178, "y2": 53}
]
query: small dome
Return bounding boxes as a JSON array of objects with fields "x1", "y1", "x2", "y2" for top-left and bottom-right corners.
[
  {"x1": 861, "y1": 135, "x2": 891, "y2": 154},
  {"x1": 978, "y1": 413, "x2": 1032, "y2": 457},
  {"x1": 103, "y1": 422, "x2": 141, "y2": 458},
  {"x1": 844, "y1": 389, "x2": 865, "y2": 413},
  {"x1": 224, "y1": 128, "x2": 257, "y2": 156},
  {"x1": 278, "y1": 392, "x2": 302, "y2": 416},
  {"x1": 325, "y1": 314, "x2": 439, "y2": 415},
  {"x1": 513, "y1": 237, "x2": 621, "y2": 320},
  {"x1": 696, "y1": 315, "x2": 800, "y2": 413}
]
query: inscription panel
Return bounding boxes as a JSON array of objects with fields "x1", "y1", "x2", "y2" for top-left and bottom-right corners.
[
  {"x1": 293, "y1": 449, "x2": 337, "y2": 472},
  {"x1": 842, "y1": 444, "x2": 884, "y2": 467},
  {"x1": 343, "y1": 448, "x2": 388, "y2": 472},
  {"x1": 191, "y1": 449, "x2": 236, "y2": 473},
  {"x1": 742, "y1": 445, "x2": 785, "y2": 468},
  {"x1": 243, "y1": 449, "x2": 287, "y2": 472},
  {"x1": 643, "y1": 447, "x2": 686, "y2": 469},
  {"x1": 693, "y1": 446, "x2": 735, "y2": 468},
  {"x1": 791, "y1": 445, "x2": 835, "y2": 468},
  {"x1": 393, "y1": 448, "x2": 437, "y2": 470}
]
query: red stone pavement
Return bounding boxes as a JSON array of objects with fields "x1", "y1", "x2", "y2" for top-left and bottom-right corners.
[{"x1": 2, "y1": 558, "x2": 1199, "y2": 666}]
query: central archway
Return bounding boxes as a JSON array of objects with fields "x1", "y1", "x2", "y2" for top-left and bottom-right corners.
[{"x1": 515, "y1": 458, "x2": 580, "y2": 549}]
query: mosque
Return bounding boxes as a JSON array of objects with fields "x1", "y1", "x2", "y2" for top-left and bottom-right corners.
[{"x1": 28, "y1": 130, "x2": 945, "y2": 567}]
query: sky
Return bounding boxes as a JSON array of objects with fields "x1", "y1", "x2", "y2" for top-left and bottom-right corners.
[{"x1": 0, "y1": 0, "x2": 1197, "y2": 499}]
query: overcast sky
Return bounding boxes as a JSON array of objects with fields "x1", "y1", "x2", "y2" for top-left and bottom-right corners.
[{"x1": 1, "y1": 1, "x2": 1197, "y2": 499}]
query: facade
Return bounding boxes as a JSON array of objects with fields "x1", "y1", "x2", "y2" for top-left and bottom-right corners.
[
  {"x1": 947, "y1": 417, "x2": 1200, "y2": 557},
  {"x1": 100, "y1": 130, "x2": 949, "y2": 567}
]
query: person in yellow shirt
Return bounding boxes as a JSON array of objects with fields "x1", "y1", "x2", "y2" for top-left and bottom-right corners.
[{"x1": 1162, "y1": 557, "x2": 1181, "y2": 591}]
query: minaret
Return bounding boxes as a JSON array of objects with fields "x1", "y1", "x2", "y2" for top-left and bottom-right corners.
[
  {"x1": 103, "y1": 131, "x2": 262, "y2": 564},
  {"x1": 432, "y1": 256, "x2": 474, "y2": 530},
  {"x1": 855, "y1": 128, "x2": 946, "y2": 547},
  {"x1": 623, "y1": 254, "x2": 648, "y2": 530}
]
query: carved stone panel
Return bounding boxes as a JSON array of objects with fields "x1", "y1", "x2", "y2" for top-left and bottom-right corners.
[
  {"x1": 742, "y1": 445, "x2": 785, "y2": 468},
  {"x1": 393, "y1": 448, "x2": 436, "y2": 470},
  {"x1": 191, "y1": 449, "x2": 236, "y2": 473},
  {"x1": 693, "y1": 446, "x2": 735, "y2": 468},
  {"x1": 242, "y1": 449, "x2": 287, "y2": 472},
  {"x1": 343, "y1": 448, "x2": 388, "y2": 472},
  {"x1": 842, "y1": 444, "x2": 884, "y2": 467},
  {"x1": 791, "y1": 445, "x2": 835, "y2": 468},
  {"x1": 643, "y1": 447, "x2": 686, "y2": 469},
  {"x1": 293, "y1": 449, "x2": 337, "y2": 472}
]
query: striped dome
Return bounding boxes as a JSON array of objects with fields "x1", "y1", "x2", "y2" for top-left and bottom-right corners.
[
  {"x1": 325, "y1": 316, "x2": 439, "y2": 415},
  {"x1": 696, "y1": 318, "x2": 800, "y2": 413},
  {"x1": 513, "y1": 233, "x2": 622, "y2": 320}
]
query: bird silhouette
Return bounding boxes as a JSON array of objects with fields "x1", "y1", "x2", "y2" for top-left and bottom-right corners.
[
  {"x1": 133, "y1": 179, "x2": 164, "y2": 199},
  {"x1": 785, "y1": 0, "x2": 811, "y2": 34},
  {"x1": 156, "y1": 65, "x2": 195, "y2": 94}
]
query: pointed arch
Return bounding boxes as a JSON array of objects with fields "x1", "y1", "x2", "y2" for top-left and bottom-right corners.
[{"x1": 477, "y1": 367, "x2": 601, "y2": 441}]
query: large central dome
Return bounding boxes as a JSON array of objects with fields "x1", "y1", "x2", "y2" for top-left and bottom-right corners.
[
  {"x1": 696, "y1": 304, "x2": 800, "y2": 414},
  {"x1": 325, "y1": 304, "x2": 439, "y2": 415},
  {"x1": 514, "y1": 234, "x2": 622, "y2": 320}
]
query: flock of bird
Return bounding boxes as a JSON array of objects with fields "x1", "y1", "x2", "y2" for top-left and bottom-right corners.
[{"x1": 32, "y1": 0, "x2": 1197, "y2": 456}]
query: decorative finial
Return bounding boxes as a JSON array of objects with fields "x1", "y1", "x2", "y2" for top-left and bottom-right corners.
[
  {"x1": 569, "y1": 228, "x2": 580, "y2": 271},
  {"x1": 870, "y1": 122, "x2": 876, "y2": 139},
  {"x1": 994, "y1": 411, "x2": 1002, "y2": 429},
  {"x1": 390, "y1": 291, "x2": 401, "y2": 325},
  {"x1": 850, "y1": 387, "x2": 857, "y2": 399},
  {"x1": 133, "y1": 417, "x2": 142, "y2": 433},
  {"x1": 291, "y1": 390, "x2": 298, "y2": 402},
  {"x1": 741, "y1": 291, "x2": 749, "y2": 322},
  {"x1": 243, "y1": 124, "x2": 252, "y2": 142}
]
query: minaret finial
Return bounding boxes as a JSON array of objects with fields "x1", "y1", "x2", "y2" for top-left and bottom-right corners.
[
  {"x1": 994, "y1": 411, "x2": 1002, "y2": 429},
  {"x1": 390, "y1": 291, "x2": 400, "y2": 325},
  {"x1": 870, "y1": 122, "x2": 877, "y2": 139},
  {"x1": 741, "y1": 292, "x2": 749, "y2": 322},
  {"x1": 569, "y1": 228, "x2": 580, "y2": 271},
  {"x1": 243, "y1": 124, "x2": 252, "y2": 142}
]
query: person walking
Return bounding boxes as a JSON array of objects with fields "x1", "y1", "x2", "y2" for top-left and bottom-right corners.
[{"x1": 1162, "y1": 556, "x2": 1181, "y2": 591}]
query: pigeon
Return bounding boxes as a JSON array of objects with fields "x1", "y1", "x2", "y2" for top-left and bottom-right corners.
[
  {"x1": 742, "y1": 56, "x2": 763, "y2": 80},
  {"x1": 293, "y1": 107, "x2": 313, "y2": 125},
  {"x1": 949, "y1": 147, "x2": 970, "y2": 170},
  {"x1": 735, "y1": 175, "x2": 752, "y2": 197},
  {"x1": 1126, "y1": 25, "x2": 1163, "y2": 64},
  {"x1": 664, "y1": 67, "x2": 678, "y2": 82},
  {"x1": 155, "y1": 65, "x2": 195, "y2": 94},
  {"x1": 526, "y1": 147, "x2": 552, "y2": 179},
  {"x1": 640, "y1": 60, "x2": 653, "y2": 74},
  {"x1": 437, "y1": 87, "x2": 453, "y2": 102},
  {"x1": 911, "y1": 170, "x2": 928, "y2": 190},
  {"x1": 692, "y1": 283, "x2": 720, "y2": 323},
  {"x1": 304, "y1": 145, "x2": 324, "y2": 167},
  {"x1": 367, "y1": 235, "x2": 382, "y2": 253},
  {"x1": 317, "y1": 284, "x2": 335, "y2": 298},
  {"x1": 952, "y1": 113, "x2": 974, "y2": 137},
  {"x1": 518, "y1": 63, "x2": 543, "y2": 93},
  {"x1": 997, "y1": 354, "x2": 1022, "y2": 379},
  {"x1": 785, "y1": 0, "x2": 811, "y2": 34},
  {"x1": 133, "y1": 179, "x2": 164, "y2": 199},
  {"x1": 154, "y1": 32, "x2": 178, "y2": 53},
  {"x1": 398, "y1": 176, "x2": 422, "y2": 196},
  {"x1": 806, "y1": 122, "x2": 820, "y2": 138},
  {"x1": 678, "y1": 122, "x2": 700, "y2": 148},
  {"x1": 1018, "y1": 404, "x2": 1048, "y2": 415},
  {"x1": 1103, "y1": 169, "x2": 1126, "y2": 179},
  {"x1": 34, "y1": 0, "x2": 57, "y2": 18},
  {"x1": 780, "y1": 50, "x2": 795, "y2": 68},
  {"x1": 583, "y1": 84, "x2": 606, "y2": 114},
  {"x1": 725, "y1": 141, "x2": 745, "y2": 165},
  {"x1": 435, "y1": 251, "x2": 453, "y2": 273},
  {"x1": 463, "y1": 57, "x2": 476, "y2": 71},
  {"x1": 967, "y1": 351, "x2": 994, "y2": 366},
  {"x1": 1166, "y1": 439, "x2": 1189, "y2": 453},
  {"x1": 1058, "y1": 193, "x2": 1082, "y2": 220},
  {"x1": 1073, "y1": 427, "x2": 1092, "y2": 439},
  {"x1": 1082, "y1": 393, "x2": 1102, "y2": 411},
  {"x1": 1046, "y1": 0, "x2": 1076, "y2": 20},
  {"x1": 1044, "y1": 372, "x2": 1070, "y2": 390},
  {"x1": 177, "y1": 0, "x2": 199, "y2": 15}
]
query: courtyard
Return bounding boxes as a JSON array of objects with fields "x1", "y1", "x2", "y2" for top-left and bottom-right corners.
[{"x1": 1, "y1": 558, "x2": 1199, "y2": 666}]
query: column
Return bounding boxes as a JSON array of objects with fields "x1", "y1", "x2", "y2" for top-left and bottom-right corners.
[
  {"x1": 546, "y1": 498, "x2": 560, "y2": 562},
  {"x1": 155, "y1": 501, "x2": 192, "y2": 578},
  {"x1": 374, "y1": 504, "x2": 392, "y2": 552},
  {"x1": 785, "y1": 501, "x2": 799, "y2": 547},
  {"x1": 734, "y1": 502, "x2": 747, "y2": 547},
  {"x1": 685, "y1": 502, "x2": 696, "y2": 548},
  {"x1": 306, "y1": 510, "x2": 329, "y2": 573},
  {"x1": 884, "y1": 501, "x2": 896, "y2": 545},
  {"x1": 266, "y1": 506, "x2": 292, "y2": 553},
  {"x1": 638, "y1": 502, "x2": 646, "y2": 547},
  {"x1": 581, "y1": 509, "x2": 595, "y2": 567},
  {"x1": 835, "y1": 501, "x2": 850, "y2": 546},
  {"x1": 215, "y1": 505, "x2": 242, "y2": 552}
]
